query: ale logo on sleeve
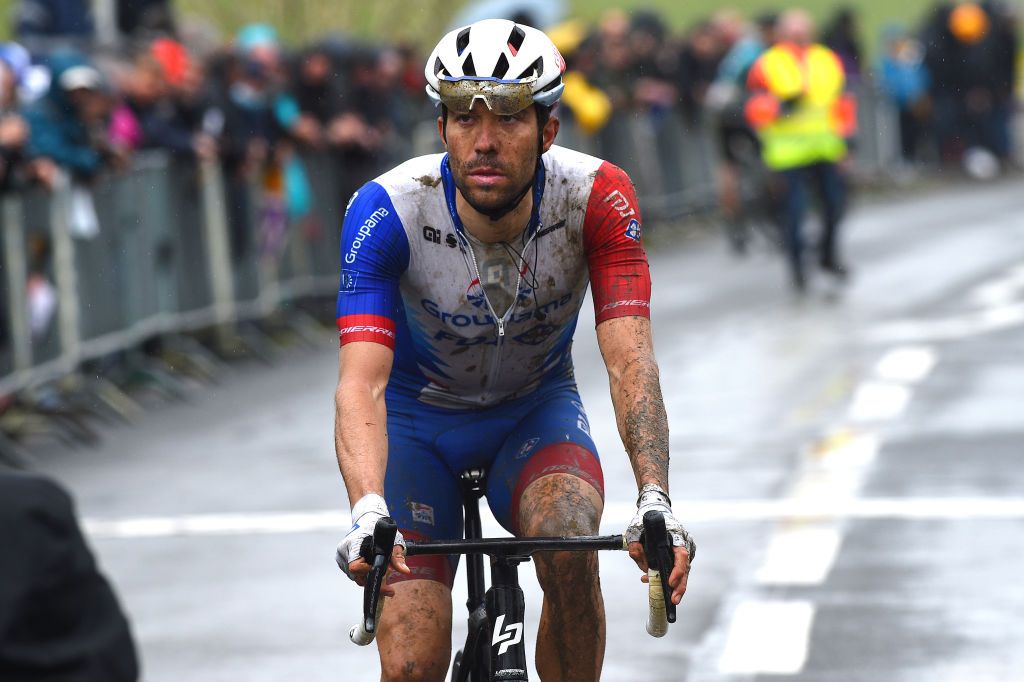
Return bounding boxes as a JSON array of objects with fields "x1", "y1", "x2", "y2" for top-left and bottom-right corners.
[{"x1": 624, "y1": 219, "x2": 641, "y2": 242}]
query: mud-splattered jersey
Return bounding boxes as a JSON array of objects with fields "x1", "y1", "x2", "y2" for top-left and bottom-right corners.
[{"x1": 335, "y1": 144, "x2": 650, "y2": 409}]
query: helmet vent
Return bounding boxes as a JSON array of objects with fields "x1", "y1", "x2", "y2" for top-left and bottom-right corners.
[
  {"x1": 507, "y1": 26, "x2": 526, "y2": 56},
  {"x1": 455, "y1": 28, "x2": 471, "y2": 56},
  {"x1": 433, "y1": 56, "x2": 448, "y2": 77},
  {"x1": 462, "y1": 53, "x2": 477, "y2": 77},
  {"x1": 515, "y1": 57, "x2": 543, "y2": 80},
  {"x1": 492, "y1": 53, "x2": 510, "y2": 79}
]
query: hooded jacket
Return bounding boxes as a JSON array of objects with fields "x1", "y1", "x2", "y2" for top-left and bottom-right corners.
[{"x1": 25, "y1": 51, "x2": 104, "y2": 177}]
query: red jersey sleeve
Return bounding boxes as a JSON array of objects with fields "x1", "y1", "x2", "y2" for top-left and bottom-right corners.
[{"x1": 583, "y1": 161, "x2": 652, "y2": 324}]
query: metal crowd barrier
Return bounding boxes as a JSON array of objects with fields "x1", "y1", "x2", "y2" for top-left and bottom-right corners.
[{"x1": 0, "y1": 150, "x2": 346, "y2": 396}]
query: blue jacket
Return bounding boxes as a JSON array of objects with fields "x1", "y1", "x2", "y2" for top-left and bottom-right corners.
[
  {"x1": 877, "y1": 54, "x2": 929, "y2": 108},
  {"x1": 25, "y1": 52, "x2": 103, "y2": 177}
]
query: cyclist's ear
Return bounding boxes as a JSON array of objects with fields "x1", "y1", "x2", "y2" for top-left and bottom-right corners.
[
  {"x1": 541, "y1": 113, "x2": 559, "y2": 153},
  {"x1": 437, "y1": 105, "x2": 449, "y2": 147}
]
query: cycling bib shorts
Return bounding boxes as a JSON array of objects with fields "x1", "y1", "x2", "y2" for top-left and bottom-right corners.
[{"x1": 384, "y1": 377, "x2": 604, "y2": 587}]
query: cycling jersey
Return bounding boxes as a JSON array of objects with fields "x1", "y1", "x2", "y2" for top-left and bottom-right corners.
[{"x1": 335, "y1": 144, "x2": 651, "y2": 409}]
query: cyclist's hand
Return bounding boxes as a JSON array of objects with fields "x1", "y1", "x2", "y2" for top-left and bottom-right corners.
[
  {"x1": 335, "y1": 494, "x2": 410, "y2": 596},
  {"x1": 625, "y1": 485, "x2": 696, "y2": 606}
]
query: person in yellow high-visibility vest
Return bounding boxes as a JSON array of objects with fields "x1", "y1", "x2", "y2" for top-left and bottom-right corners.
[{"x1": 745, "y1": 10, "x2": 854, "y2": 292}]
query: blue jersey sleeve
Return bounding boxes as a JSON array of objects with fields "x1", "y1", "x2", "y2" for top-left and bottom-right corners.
[{"x1": 335, "y1": 182, "x2": 410, "y2": 348}]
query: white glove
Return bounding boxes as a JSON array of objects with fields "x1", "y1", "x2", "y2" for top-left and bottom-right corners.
[
  {"x1": 335, "y1": 493, "x2": 406, "y2": 580},
  {"x1": 625, "y1": 484, "x2": 696, "y2": 561}
]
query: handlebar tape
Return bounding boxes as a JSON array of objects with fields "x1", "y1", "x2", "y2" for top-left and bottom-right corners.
[{"x1": 643, "y1": 510, "x2": 677, "y2": 635}]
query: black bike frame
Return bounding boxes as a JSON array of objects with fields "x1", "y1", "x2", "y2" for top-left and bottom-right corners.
[
  {"x1": 402, "y1": 469, "x2": 624, "y2": 682},
  {"x1": 354, "y1": 469, "x2": 675, "y2": 682}
]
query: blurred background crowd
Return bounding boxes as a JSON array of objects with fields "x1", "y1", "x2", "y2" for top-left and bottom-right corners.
[
  {"x1": 0, "y1": 0, "x2": 1022, "y2": 427},
  {"x1": 0, "y1": 0, "x2": 1019, "y2": 198}
]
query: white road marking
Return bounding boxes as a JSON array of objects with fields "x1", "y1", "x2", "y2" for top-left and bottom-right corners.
[
  {"x1": 969, "y1": 264, "x2": 1024, "y2": 307},
  {"x1": 846, "y1": 381, "x2": 911, "y2": 422},
  {"x1": 755, "y1": 526, "x2": 842, "y2": 586},
  {"x1": 84, "y1": 511, "x2": 350, "y2": 539},
  {"x1": 870, "y1": 260, "x2": 1024, "y2": 343},
  {"x1": 762, "y1": 345, "x2": 931, "y2": 587},
  {"x1": 754, "y1": 432, "x2": 876, "y2": 586},
  {"x1": 874, "y1": 346, "x2": 937, "y2": 383},
  {"x1": 718, "y1": 600, "x2": 815, "y2": 674},
  {"x1": 866, "y1": 302, "x2": 1024, "y2": 343},
  {"x1": 83, "y1": 497, "x2": 1024, "y2": 540}
]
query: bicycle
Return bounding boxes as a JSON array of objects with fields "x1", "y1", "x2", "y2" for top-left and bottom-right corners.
[{"x1": 349, "y1": 468, "x2": 680, "y2": 681}]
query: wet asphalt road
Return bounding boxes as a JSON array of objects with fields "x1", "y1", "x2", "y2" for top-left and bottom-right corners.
[{"x1": 31, "y1": 178, "x2": 1024, "y2": 681}]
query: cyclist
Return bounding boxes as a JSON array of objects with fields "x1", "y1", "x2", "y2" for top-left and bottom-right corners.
[{"x1": 334, "y1": 19, "x2": 695, "y2": 681}]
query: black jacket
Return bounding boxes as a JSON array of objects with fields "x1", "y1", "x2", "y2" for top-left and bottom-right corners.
[{"x1": 0, "y1": 472, "x2": 139, "y2": 681}]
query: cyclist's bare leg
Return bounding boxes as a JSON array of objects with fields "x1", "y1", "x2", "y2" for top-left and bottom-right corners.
[
  {"x1": 376, "y1": 579, "x2": 452, "y2": 682},
  {"x1": 519, "y1": 472, "x2": 605, "y2": 682}
]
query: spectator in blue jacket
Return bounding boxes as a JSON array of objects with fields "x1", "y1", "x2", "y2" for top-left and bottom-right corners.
[
  {"x1": 24, "y1": 51, "x2": 123, "y2": 186},
  {"x1": 877, "y1": 25, "x2": 931, "y2": 163}
]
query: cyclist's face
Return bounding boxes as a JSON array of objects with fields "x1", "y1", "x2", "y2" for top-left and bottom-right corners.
[{"x1": 441, "y1": 102, "x2": 557, "y2": 214}]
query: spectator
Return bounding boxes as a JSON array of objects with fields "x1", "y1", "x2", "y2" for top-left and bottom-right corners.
[
  {"x1": 877, "y1": 25, "x2": 931, "y2": 164},
  {"x1": 162, "y1": 42, "x2": 216, "y2": 159},
  {"x1": 25, "y1": 52, "x2": 124, "y2": 188},
  {"x1": 591, "y1": 10, "x2": 634, "y2": 111},
  {"x1": 924, "y1": 2, "x2": 1008, "y2": 170},
  {"x1": 117, "y1": 0, "x2": 175, "y2": 41},
  {"x1": 987, "y1": 0, "x2": 1020, "y2": 163},
  {"x1": 822, "y1": 7, "x2": 864, "y2": 82},
  {"x1": 676, "y1": 19, "x2": 727, "y2": 124},
  {"x1": 395, "y1": 42, "x2": 426, "y2": 102},
  {"x1": 553, "y1": 25, "x2": 614, "y2": 136},
  {"x1": 0, "y1": 471, "x2": 139, "y2": 681},
  {"x1": 328, "y1": 47, "x2": 397, "y2": 201},
  {"x1": 204, "y1": 50, "x2": 283, "y2": 261},
  {"x1": 14, "y1": 0, "x2": 94, "y2": 53},
  {"x1": 0, "y1": 46, "x2": 31, "y2": 191},
  {"x1": 745, "y1": 9, "x2": 851, "y2": 292},
  {"x1": 151, "y1": 38, "x2": 217, "y2": 159},
  {"x1": 628, "y1": 10, "x2": 677, "y2": 112},
  {"x1": 286, "y1": 45, "x2": 346, "y2": 149},
  {"x1": 114, "y1": 47, "x2": 210, "y2": 158}
]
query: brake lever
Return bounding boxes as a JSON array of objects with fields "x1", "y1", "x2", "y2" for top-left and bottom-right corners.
[
  {"x1": 642, "y1": 510, "x2": 677, "y2": 625},
  {"x1": 360, "y1": 516, "x2": 398, "y2": 637}
]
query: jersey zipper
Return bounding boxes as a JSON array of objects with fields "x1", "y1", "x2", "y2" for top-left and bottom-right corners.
[{"x1": 462, "y1": 229, "x2": 538, "y2": 399}]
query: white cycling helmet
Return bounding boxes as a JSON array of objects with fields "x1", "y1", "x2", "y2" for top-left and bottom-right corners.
[{"x1": 425, "y1": 19, "x2": 566, "y2": 112}]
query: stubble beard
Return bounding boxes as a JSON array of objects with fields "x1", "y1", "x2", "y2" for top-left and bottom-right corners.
[{"x1": 450, "y1": 157, "x2": 526, "y2": 216}]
